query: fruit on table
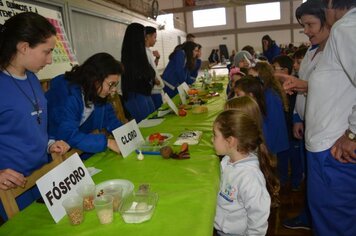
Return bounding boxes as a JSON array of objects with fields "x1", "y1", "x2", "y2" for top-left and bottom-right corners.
[
  {"x1": 159, "y1": 143, "x2": 190, "y2": 160},
  {"x1": 178, "y1": 109, "x2": 187, "y2": 116},
  {"x1": 160, "y1": 146, "x2": 173, "y2": 159},
  {"x1": 187, "y1": 89, "x2": 198, "y2": 95},
  {"x1": 148, "y1": 133, "x2": 167, "y2": 145}
]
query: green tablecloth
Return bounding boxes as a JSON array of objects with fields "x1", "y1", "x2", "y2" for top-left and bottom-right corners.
[{"x1": 0, "y1": 81, "x2": 227, "y2": 236}]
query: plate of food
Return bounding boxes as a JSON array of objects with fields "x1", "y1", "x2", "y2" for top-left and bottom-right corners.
[{"x1": 145, "y1": 133, "x2": 173, "y2": 145}]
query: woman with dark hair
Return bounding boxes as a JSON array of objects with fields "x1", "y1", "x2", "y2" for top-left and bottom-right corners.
[
  {"x1": 121, "y1": 23, "x2": 156, "y2": 122},
  {"x1": 0, "y1": 12, "x2": 70, "y2": 220},
  {"x1": 261, "y1": 34, "x2": 281, "y2": 63},
  {"x1": 190, "y1": 43, "x2": 202, "y2": 79},
  {"x1": 162, "y1": 41, "x2": 199, "y2": 97},
  {"x1": 279, "y1": 0, "x2": 330, "y2": 231},
  {"x1": 46, "y1": 53, "x2": 123, "y2": 156}
]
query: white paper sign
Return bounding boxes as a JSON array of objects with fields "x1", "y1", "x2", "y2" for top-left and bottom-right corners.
[
  {"x1": 181, "y1": 82, "x2": 190, "y2": 93},
  {"x1": 177, "y1": 85, "x2": 187, "y2": 105},
  {"x1": 163, "y1": 93, "x2": 179, "y2": 115},
  {"x1": 36, "y1": 153, "x2": 94, "y2": 223},
  {"x1": 112, "y1": 119, "x2": 144, "y2": 158}
]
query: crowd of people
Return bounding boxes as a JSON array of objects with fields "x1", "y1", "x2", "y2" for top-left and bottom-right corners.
[
  {"x1": 1, "y1": 1, "x2": 356, "y2": 235},
  {"x1": 217, "y1": 0, "x2": 356, "y2": 235}
]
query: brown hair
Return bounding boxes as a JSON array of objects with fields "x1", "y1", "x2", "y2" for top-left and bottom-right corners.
[
  {"x1": 253, "y1": 61, "x2": 289, "y2": 112},
  {"x1": 214, "y1": 110, "x2": 280, "y2": 207},
  {"x1": 224, "y1": 96, "x2": 263, "y2": 129},
  {"x1": 234, "y1": 76, "x2": 267, "y2": 117}
]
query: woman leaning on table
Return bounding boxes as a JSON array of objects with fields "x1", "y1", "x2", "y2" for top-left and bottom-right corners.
[
  {"x1": 46, "y1": 53, "x2": 124, "y2": 159},
  {"x1": 0, "y1": 12, "x2": 70, "y2": 220},
  {"x1": 162, "y1": 41, "x2": 199, "y2": 98}
]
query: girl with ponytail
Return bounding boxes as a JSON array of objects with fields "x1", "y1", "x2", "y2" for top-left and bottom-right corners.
[{"x1": 213, "y1": 110, "x2": 279, "y2": 235}]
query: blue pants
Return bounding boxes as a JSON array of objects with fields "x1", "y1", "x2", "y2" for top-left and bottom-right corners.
[
  {"x1": 151, "y1": 93, "x2": 163, "y2": 110},
  {"x1": 0, "y1": 186, "x2": 41, "y2": 221},
  {"x1": 124, "y1": 92, "x2": 155, "y2": 123},
  {"x1": 277, "y1": 139, "x2": 303, "y2": 188},
  {"x1": 307, "y1": 149, "x2": 356, "y2": 236}
]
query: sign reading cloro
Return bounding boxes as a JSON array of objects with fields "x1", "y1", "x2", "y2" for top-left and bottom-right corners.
[{"x1": 112, "y1": 119, "x2": 145, "y2": 158}]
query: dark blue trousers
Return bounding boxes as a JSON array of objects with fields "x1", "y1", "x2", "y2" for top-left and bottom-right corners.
[{"x1": 307, "y1": 149, "x2": 356, "y2": 236}]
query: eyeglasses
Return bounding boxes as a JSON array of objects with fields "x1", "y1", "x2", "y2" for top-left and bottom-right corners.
[{"x1": 105, "y1": 81, "x2": 119, "y2": 90}]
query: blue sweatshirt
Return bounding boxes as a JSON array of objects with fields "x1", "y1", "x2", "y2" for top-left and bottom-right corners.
[
  {"x1": 262, "y1": 89, "x2": 289, "y2": 154},
  {"x1": 162, "y1": 50, "x2": 195, "y2": 97},
  {"x1": 0, "y1": 71, "x2": 48, "y2": 176},
  {"x1": 46, "y1": 74, "x2": 122, "y2": 153}
]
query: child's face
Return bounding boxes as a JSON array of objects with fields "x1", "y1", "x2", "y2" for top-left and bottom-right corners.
[
  {"x1": 212, "y1": 124, "x2": 229, "y2": 156},
  {"x1": 248, "y1": 68, "x2": 258, "y2": 77},
  {"x1": 273, "y1": 62, "x2": 288, "y2": 75},
  {"x1": 233, "y1": 88, "x2": 247, "y2": 98},
  {"x1": 293, "y1": 58, "x2": 303, "y2": 73},
  {"x1": 145, "y1": 33, "x2": 157, "y2": 47}
]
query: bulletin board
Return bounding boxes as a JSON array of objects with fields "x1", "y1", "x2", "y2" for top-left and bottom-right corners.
[
  {"x1": 70, "y1": 9, "x2": 128, "y2": 63},
  {"x1": 0, "y1": 0, "x2": 77, "y2": 80}
]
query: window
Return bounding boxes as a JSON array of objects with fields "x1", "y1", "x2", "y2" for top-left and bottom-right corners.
[
  {"x1": 193, "y1": 8, "x2": 226, "y2": 28},
  {"x1": 246, "y1": 2, "x2": 281, "y2": 23}
]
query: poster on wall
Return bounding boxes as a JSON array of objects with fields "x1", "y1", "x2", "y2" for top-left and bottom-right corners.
[{"x1": 0, "y1": 0, "x2": 77, "y2": 80}]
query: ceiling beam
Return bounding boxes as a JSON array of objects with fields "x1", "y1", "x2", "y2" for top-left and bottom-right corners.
[{"x1": 160, "y1": 0, "x2": 291, "y2": 14}]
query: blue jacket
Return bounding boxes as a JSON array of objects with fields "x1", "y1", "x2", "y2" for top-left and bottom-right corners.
[
  {"x1": 162, "y1": 50, "x2": 195, "y2": 97},
  {"x1": 263, "y1": 43, "x2": 281, "y2": 63},
  {"x1": 262, "y1": 89, "x2": 289, "y2": 154},
  {"x1": 46, "y1": 75, "x2": 122, "y2": 153}
]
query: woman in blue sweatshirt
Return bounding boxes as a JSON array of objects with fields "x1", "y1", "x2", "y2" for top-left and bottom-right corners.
[
  {"x1": 46, "y1": 53, "x2": 123, "y2": 157},
  {"x1": 162, "y1": 41, "x2": 199, "y2": 97},
  {"x1": 0, "y1": 12, "x2": 69, "y2": 221}
]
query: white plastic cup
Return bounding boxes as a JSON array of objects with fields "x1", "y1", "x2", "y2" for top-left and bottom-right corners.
[
  {"x1": 62, "y1": 195, "x2": 84, "y2": 225},
  {"x1": 94, "y1": 195, "x2": 114, "y2": 224},
  {"x1": 103, "y1": 184, "x2": 123, "y2": 212}
]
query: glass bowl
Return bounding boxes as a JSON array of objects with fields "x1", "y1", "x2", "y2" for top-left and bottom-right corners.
[{"x1": 119, "y1": 192, "x2": 158, "y2": 224}]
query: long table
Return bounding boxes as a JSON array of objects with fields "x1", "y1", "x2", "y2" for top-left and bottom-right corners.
[{"x1": 0, "y1": 78, "x2": 227, "y2": 236}]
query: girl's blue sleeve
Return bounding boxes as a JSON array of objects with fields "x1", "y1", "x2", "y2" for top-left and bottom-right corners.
[
  {"x1": 58, "y1": 95, "x2": 107, "y2": 153},
  {"x1": 174, "y1": 50, "x2": 188, "y2": 85}
]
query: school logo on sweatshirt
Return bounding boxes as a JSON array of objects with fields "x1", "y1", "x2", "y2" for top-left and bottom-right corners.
[{"x1": 219, "y1": 184, "x2": 237, "y2": 202}]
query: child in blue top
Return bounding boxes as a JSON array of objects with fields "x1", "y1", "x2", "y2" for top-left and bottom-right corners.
[
  {"x1": 46, "y1": 53, "x2": 123, "y2": 157},
  {"x1": 234, "y1": 75, "x2": 289, "y2": 156},
  {"x1": 0, "y1": 12, "x2": 69, "y2": 221}
]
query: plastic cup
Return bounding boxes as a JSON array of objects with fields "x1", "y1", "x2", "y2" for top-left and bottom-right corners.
[
  {"x1": 77, "y1": 183, "x2": 96, "y2": 211},
  {"x1": 103, "y1": 184, "x2": 123, "y2": 212},
  {"x1": 62, "y1": 195, "x2": 84, "y2": 225},
  {"x1": 94, "y1": 195, "x2": 114, "y2": 224}
]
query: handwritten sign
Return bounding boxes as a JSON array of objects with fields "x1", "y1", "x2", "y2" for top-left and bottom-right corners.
[
  {"x1": 36, "y1": 153, "x2": 94, "y2": 223},
  {"x1": 163, "y1": 93, "x2": 179, "y2": 115},
  {"x1": 177, "y1": 85, "x2": 187, "y2": 105},
  {"x1": 112, "y1": 119, "x2": 144, "y2": 158}
]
